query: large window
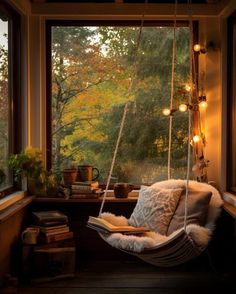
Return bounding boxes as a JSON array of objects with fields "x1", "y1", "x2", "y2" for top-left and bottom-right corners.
[
  {"x1": 0, "y1": 2, "x2": 20, "y2": 194},
  {"x1": 228, "y1": 13, "x2": 236, "y2": 193},
  {"x1": 47, "y1": 21, "x2": 193, "y2": 185}
]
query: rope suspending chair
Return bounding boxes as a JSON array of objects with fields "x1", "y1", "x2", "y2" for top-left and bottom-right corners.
[{"x1": 87, "y1": 0, "x2": 223, "y2": 267}]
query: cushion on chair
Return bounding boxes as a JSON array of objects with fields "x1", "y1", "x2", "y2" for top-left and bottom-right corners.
[
  {"x1": 167, "y1": 189, "x2": 212, "y2": 236},
  {"x1": 129, "y1": 186, "x2": 183, "y2": 235}
]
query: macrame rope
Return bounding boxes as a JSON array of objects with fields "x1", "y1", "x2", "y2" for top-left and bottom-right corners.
[
  {"x1": 99, "y1": 0, "x2": 148, "y2": 216},
  {"x1": 167, "y1": 0, "x2": 178, "y2": 180},
  {"x1": 184, "y1": 0, "x2": 193, "y2": 231}
]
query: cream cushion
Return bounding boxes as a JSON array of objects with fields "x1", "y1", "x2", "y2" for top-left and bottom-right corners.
[{"x1": 129, "y1": 186, "x2": 182, "y2": 235}]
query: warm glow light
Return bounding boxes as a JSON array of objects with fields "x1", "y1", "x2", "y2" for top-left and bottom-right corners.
[
  {"x1": 193, "y1": 135, "x2": 201, "y2": 143},
  {"x1": 179, "y1": 104, "x2": 188, "y2": 112},
  {"x1": 185, "y1": 84, "x2": 191, "y2": 92},
  {"x1": 162, "y1": 108, "x2": 171, "y2": 116},
  {"x1": 193, "y1": 44, "x2": 201, "y2": 52},
  {"x1": 199, "y1": 100, "x2": 208, "y2": 108}
]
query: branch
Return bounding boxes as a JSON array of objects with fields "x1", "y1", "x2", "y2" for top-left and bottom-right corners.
[{"x1": 52, "y1": 117, "x2": 97, "y2": 136}]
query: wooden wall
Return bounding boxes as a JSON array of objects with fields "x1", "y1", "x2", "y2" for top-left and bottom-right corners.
[{"x1": 0, "y1": 207, "x2": 29, "y2": 285}]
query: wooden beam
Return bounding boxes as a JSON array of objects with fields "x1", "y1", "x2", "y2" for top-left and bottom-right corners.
[{"x1": 31, "y1": 3, "x2": 220, "y2": 17}]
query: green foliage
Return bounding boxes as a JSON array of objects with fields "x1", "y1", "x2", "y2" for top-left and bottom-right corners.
[{"x1": 8, "y1": 147, "x2": 45, "y2": 183}]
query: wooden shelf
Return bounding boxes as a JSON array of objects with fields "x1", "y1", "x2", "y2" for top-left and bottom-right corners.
[
  {"x1": 33, "y1": 196, "x2": 138, "y2": 203},
  {"x1": 223, "y1": 202, "x2": 236, "y2": 219}
]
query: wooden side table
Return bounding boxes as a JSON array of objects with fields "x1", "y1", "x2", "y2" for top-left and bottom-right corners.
[{"x1": 22, "y1": 239, "x2": 75, "y2": 283}]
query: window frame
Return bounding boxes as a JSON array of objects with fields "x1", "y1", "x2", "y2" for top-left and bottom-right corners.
[
  {"x1": 0, "y1": 1, "x2": 21, "y2": 198},
  {"x1": 46, "y1": 19, "x2": 198, "y2": 181},
  {"x1": 227, "y1": 12, "x2": 236, "y2": 194}
]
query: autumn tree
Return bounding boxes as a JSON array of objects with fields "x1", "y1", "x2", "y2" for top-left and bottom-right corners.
[
  {"x1": 52, "y1": 27, "x2": 125, "y2": 171},
  {"x1": 51, "y1": 25, "x2": 191, "y2": 183}
]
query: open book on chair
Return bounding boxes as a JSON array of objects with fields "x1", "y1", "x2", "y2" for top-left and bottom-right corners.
[{"x1": 87, "y1": 216, "x2": 150, "y2": 235}]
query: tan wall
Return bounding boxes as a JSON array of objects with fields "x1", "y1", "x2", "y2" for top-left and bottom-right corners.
[
  {"x1": 198, "y1": 18, "x2": 222, "y2": 186},
  {"x1": 0, "y1": 209, "x2": 27, "y2": 285}
]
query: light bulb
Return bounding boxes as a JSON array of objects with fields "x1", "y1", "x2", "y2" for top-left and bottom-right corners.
[
  {"x1": 179, "y1": 104, "x2": 188, "y2": 112},
  {"x1": 199, "y1": 96, "x2": 207, "y2": 108},
  {"x1": 199, "y1": 100, "x2": 208, "y2": 108},
  {"x1": 185, "y1": 84, "x2": 191, "y2": 92},
  {"x1": 162, "y1": 108, "x2": 171, "y2": 116},
  {"x1": 193, "y1": 44, "x2": 201, "y2": 52},
  {"x1": 193, "y1": 135, "x2": 201, "y2": 143}
]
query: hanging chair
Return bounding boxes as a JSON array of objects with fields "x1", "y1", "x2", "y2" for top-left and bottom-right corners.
[
  {"x1": 87, "y1": 0, "x2": 223, "y2": 267},
  {"x1": 98, "y1": 179, "x2": 222, "y2": 267}
]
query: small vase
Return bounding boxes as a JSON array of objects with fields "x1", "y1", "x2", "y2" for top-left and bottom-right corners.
[
  {"x1": 21, "y1": 176, "x2": 28, "y2": 192},
  {"x1": 27, "y1": 177, "x2": 46, "y2": 196}
]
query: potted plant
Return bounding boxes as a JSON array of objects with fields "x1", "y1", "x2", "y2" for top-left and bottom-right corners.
[
  {"x1": 62, "y1": 167, "x2": 77, "y2": 186},
  {"x1": 8, "y1": 147, "x2": 46, "y2": 195}
]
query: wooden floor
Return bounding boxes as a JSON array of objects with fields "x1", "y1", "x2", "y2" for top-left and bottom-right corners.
[{"x1": 18, "y1": 253, "x2": 236, "y2": 294}]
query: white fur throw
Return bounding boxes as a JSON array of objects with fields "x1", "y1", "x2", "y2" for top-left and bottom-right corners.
[
  {"x1": 151, "y1": 179, "x2": 223, "y2": 231},
  {"x1": 100, "y1": 180, "x2": 222, "y2": 253}
]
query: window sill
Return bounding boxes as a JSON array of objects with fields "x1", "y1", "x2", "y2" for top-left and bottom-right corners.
[
  {"x1": 223, "y1": 192, "x2": 236, "y2": 208},
  {"x1": 0, "y1": 192, "x2": 35, "y2": 223},
  {"x1": 0, "y1": 191, "x2": 26, "y2": 211}
]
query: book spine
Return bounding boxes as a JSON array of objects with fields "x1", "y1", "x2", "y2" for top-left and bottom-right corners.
[
  {"x1": 42, "y1": 227, "x2": 70, "y2": 235},
  {"x1": 72, "y1": 188, "x2": 94, "y2": 194},
  {"x1": 43, "y1": 231, "x2": 74, "y2": 243},
  {"x1": 70, "y1": 194, "x2": 99, "y2": 199},
  {"x1": 37, "y1": 220, "x2": 68, "y2": 227},
  {"x1": 38, "y1": 224, "x2": 67, "y2": 231},
  {"x1": 74, "y1": 181, "x2": 99, "y2": 186},
  {"x1": 35, "y1": 216, "x2": 68, "y2": 223}
]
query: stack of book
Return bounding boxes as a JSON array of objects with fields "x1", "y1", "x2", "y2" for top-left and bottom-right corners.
[
  {"x1": 33, "y1": 210, "x2": 74, "y2": 244},
  {"x1": 70, "y1": 181, "x2": 103, "y2": 199}
]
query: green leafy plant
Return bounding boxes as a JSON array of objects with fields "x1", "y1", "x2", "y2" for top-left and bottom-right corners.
[
  {"x1": 8, "y1": 147, "x2": 62, "y2": 196},
  {"x1": 8, "y1": 147, "x2": 45, "y2": 183}
]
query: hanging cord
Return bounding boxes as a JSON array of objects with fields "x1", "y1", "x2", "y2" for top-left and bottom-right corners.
[
  {"x1": 167, "y1": 0, "x2": 178, "y2": 180},
  {"x1": 184, "y1": 0, "x2": 193, "y2": 231},
  {"x1": 99, "y1": 0, "x2": 148, "y2": 216}
]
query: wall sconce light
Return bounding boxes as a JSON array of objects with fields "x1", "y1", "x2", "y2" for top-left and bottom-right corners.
[{"x1": 193, "y1": 41, "x2": 216, "y2": 54}]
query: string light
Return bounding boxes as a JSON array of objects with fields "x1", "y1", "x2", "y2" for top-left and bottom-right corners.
[
  {"x1": 162, "y1": 108, "x2": 171, "y2": 116},
  {"x1": 162, "y1": 108, "x2": 177, "y2": 116},
  {"x1": 184, "y1": 84, "x2": 192, "y2": 92},
  {"x1": 179, "y1": 104, "x2": 188, "y2": 112},
  {"x1": 198, "y1": 95, "x2": 208, "y2": 108},
  {"x1": 193, "y1": 44, "x2": 201, "y2": 52},
  {"x1": 193, "y1": 135, "x2": 201, "y2": 143},
  {"x1": 193, "y1": 41, "x2": 216, "y2": 54}
]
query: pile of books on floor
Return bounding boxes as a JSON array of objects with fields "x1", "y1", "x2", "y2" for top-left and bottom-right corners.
[
  {"x1": 70, "y1": 181, "x2": 104, "y2": 199},
  {"x1": 33, "y1": 210, "x2": 74, "y2": 244}
]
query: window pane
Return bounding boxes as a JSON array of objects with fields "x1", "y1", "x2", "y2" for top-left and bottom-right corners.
[
  {"x1": 0, "y1": 17, "x2": 10, "y2": 189},
  {"x1": 51, "y1": 25, "x2": 190, "y2": 184}
]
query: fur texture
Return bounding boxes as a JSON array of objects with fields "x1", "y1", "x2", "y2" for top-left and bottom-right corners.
[
  {"x1": 151, "y1": 179, "x2": 223, "y2": 230},
  {"x1": 100, "y1": 180, "x2": 222, "y2": 253}
]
